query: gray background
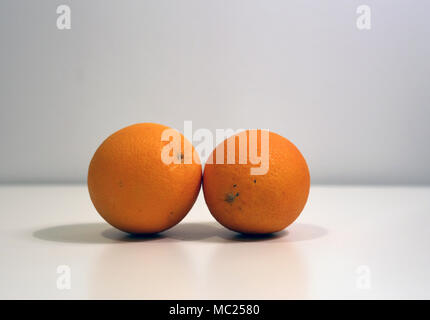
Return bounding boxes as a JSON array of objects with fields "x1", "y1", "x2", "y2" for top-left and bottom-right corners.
[{"x1": 0, "y1": 0, "x2": 429, "y2": 184}]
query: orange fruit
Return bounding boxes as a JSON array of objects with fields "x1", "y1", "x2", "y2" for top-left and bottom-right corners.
[
  {"x1": 88, "y1": 123, "x2": 202, "y2": 234},
  {"x1": 203, "y1": 130, "x2": 310, "y2": 234}
]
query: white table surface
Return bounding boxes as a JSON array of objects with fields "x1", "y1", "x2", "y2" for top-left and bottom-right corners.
[{"x1": 0, "y1": 184, "x2": 429, "y2": 299}]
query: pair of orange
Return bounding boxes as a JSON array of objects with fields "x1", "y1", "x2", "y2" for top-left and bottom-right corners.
[{"x1": 88, "y1": 123, "x2": 310, "y2": 234}]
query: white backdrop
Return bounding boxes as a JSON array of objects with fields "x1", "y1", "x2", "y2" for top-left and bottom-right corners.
[{"x1": 1, "y1": 0, "x2": 429, "y2": 184}]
